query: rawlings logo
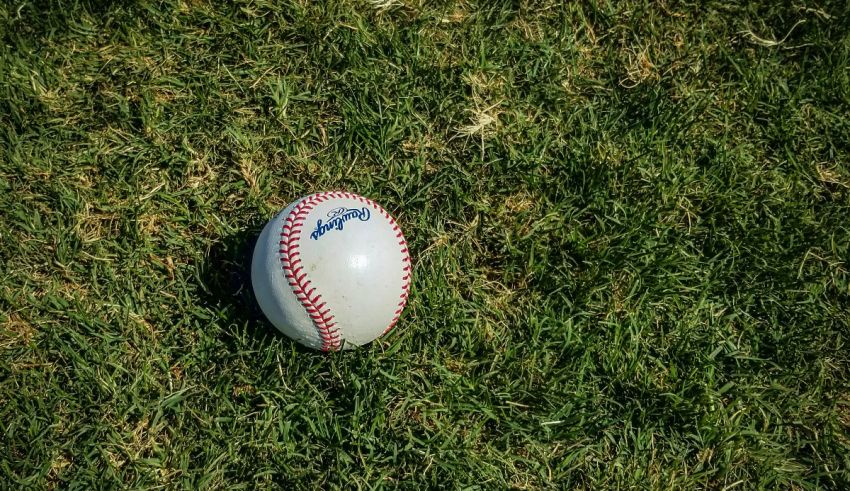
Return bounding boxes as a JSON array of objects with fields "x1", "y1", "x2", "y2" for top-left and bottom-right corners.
[{"x1": 310, "y1": 207, "x2": 371, "y2": 240}]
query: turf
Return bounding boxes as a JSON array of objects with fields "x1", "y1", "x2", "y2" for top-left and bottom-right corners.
[{"x1": 1, "y1": 0, "x2": 849, "y2": 488}]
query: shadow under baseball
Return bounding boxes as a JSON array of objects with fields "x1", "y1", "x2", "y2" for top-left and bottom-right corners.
[{"x1": 197, "y1": 222, "x2": 322, "y2": 355}]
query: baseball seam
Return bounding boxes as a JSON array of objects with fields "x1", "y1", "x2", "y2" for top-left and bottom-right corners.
[{"x1": 278, "y1": 191, "x2": 412, "y2": 351}]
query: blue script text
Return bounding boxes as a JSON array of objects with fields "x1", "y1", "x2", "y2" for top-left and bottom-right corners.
[{"x1": 310, "y1": 207, "x2": 371, "y2": 240}]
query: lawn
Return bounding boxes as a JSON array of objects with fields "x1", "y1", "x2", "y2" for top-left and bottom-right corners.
[{"x1": 2, "y1": 0, "x2": 849, "y2": 488}]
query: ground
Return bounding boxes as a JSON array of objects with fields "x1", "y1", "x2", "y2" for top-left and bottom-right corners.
[{"x1": 1, "y1": 0, "x2": 849, "y2": 488}]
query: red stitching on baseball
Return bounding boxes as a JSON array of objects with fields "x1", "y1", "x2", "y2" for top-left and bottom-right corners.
[
  {"x1": 280, "y1": 194, "x2": 343, "y2": 351},
  {"x1": 357, "y1": 197, "x2": 412, "y2": 337}
]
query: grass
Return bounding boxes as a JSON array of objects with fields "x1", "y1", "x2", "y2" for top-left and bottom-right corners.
[{"x1": 1, "y1": 0, "x2": 849, "y2": 488}]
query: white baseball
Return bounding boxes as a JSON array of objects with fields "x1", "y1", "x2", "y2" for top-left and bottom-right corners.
[{"x1": 251, "y1": 191, "x2": 412, "y2": 351}]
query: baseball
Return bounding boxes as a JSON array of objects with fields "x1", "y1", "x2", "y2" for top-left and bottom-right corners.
[{"x1": 251, "y1": 191, "x2": 412, "y2": 351}]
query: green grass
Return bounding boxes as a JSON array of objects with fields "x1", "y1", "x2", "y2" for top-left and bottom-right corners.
[{"x1": 2, "y1": 0, "x2": 849, "y2": 488}]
